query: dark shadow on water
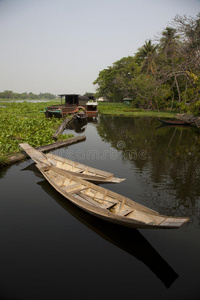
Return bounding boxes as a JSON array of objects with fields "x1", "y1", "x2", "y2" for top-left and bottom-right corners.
[
  {"x1": 67, "y1": 119, "x2": 87, "y2": 133},
  {"x1": 37, "y1": 177, "x2": 179, "y2": 289},
  {"x1": 156, "y1": 124, "x2": 192, "y2": 130},
  {"x1": 22, "y1": 163, "x2": 44, "y2": 178}
]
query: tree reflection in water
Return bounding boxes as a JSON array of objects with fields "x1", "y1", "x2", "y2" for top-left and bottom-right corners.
[{"x1": 97, "y1": 115, "x2": 200, "y2": 227}]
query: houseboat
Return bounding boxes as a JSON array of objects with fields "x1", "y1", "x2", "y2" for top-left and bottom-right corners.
[
  {"x1": 44, "y1": 94, "x2": 97, "y2": 118},
  {"x1": 44, "y1": 94, "x2": 80, "y2": 118},
  {"x1": 86, "y1": 100, "x2": 98, "y2": 118}
]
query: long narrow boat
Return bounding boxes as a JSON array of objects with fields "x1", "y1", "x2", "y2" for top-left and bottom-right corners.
[
  {"x1": 19, "y1": 143, "x2": 125, "y2": 183},
  {"x1": 38, "y1": 179, "x2": 178, "y2": 287},
  {"x1": 158, "y1": 119, "x2": 191, "y2": 126},
  {"x1": 36, "y1": 162, "x2": 189, "y2": 229}
]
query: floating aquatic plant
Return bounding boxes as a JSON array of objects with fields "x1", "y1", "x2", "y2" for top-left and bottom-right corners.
[{"x1": 0, "y1": 101, "x2": 74, "y2": 155}]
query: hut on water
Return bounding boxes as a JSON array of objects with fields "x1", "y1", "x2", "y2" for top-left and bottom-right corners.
[
  {"x1": 44, "y1": 94, "x2": 96, "y2": 118},
  {"x1": 59, "y1": 94, "x2": 79, "y2": 105}
]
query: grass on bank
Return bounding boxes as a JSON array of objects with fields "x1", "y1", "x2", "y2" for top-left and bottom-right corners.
[
  {"x1": 98, "y1": 102, "x2": 178, "y2": 118},
  {"x1": 0, "y1": 101, "x2": 73, "y2": 165}
]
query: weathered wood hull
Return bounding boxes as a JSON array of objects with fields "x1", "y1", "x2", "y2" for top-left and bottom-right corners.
[
  {"x1": 36, "y1": 163, "x2": 189, "y2": 229},
  {"x1": 44, "y1": 105, "x2": 79, "y2": 118},
  {"x1": 86, "y1": 110, "x2": 98, "y2": 118},
  {"x1": 19, "y1": 143, "x2": 125, "y2": 183},
  {"x1": 38, "y1": 178, "x2": 179, "y2": 288},
  {"x1": 72, "y1": 113, "x2": 87, "y2": 123}
]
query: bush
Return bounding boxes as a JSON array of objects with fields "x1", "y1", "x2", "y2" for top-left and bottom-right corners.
[
  {"x1": 174, "y1": 102, "x2": 191, "y2": 113},
  {"x1": 191, "y1": 101, "x2": 200, "y2": 116}
]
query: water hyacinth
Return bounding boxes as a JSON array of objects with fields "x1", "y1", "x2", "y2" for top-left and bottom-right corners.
[{"x1": 0, "y1": 101, "x2": 74, "y2": 156}]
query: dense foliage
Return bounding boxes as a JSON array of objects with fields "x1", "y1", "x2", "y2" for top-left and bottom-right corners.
[
  {"x1": 0, "y1": 102, "x2": 73, "y2": 164},
  {"x1": 0, "y1": 91, "x2": 56, "y2": 100},
  {"x1": 93, "y1": 13, "x2": 200, "y2": 113}
]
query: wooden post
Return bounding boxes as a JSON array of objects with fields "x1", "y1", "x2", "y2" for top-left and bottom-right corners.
[
  {"x1": 6, "y1": 136, "x2": 86, "y2": 165},
  {"x1": 52, "y1": 118, "x2": 72, "y2": 140}
]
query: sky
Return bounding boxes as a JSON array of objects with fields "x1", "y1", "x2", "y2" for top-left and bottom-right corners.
[{"x1": 0, "y1": 0, "x2": 199, "y2": 96}]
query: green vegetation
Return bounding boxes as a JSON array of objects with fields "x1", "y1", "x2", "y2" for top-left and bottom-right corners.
[
  {"x1": 0, "y1": 91, "x2": 56, "y2": 100},
  {"x1": 94, "y1": 13, "x2": 200, "y2": 114},
  {"x1": 96, "y1": 116, "x2": 200, "y2": 206},
  {"x1": 0, "y1": 101, "x2": 73, "y2": 165},
  {"x1": 98, "y1": 102, "x2": 177, "y2": 118}
]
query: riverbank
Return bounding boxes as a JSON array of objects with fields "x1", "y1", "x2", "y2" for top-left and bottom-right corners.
[
  {"x1": 98, "y1": 102, "x2": 177, "y2": 118},
  {"x1": 98, "y1": 102, "x2": 200, "y2": 129},
  {"x1": 177, "y1": 113, "x2": 200, "y2": 128}
]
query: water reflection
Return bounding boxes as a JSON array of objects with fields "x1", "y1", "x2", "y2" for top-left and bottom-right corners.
[
  {"x1": 38, "y1": 178, "x2": 179, "y2": 289},
  {"x1": 0, "y1": 165, "x2": 10, "y2": 179},
  {"x1": 156, "y1": 124, "x2": 192, "y2": 130},
  {"x1": 67, "y1": 119, "x2": 88, "y2": 133},
  {"x1": 65, "y1": 118, "x2": 97, "y2": 134},
  {"x1": 96, "y1": 116, "x2": 200, "y2": 225},
  {"x1": 22, "y1": 163, "x2": 44, "y2": 178}
]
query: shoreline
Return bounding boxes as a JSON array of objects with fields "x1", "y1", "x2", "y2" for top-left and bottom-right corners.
[
  {"x1": 97, "y1": 103, "x2": 200, "y2": 128},
  {"x1": 97, "y1": 102, "x2": 178, "y2": 118},
  {"x1": 177, "y1": 114, "x2": 200, "y2": 128},
  {"x1": 1, "y1": 136, "x2": 86, "y2": 167}
]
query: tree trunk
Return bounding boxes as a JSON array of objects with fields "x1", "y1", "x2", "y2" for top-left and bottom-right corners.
[{"x1": 174, "y1": 74, "x2": 181, "y2": 102}]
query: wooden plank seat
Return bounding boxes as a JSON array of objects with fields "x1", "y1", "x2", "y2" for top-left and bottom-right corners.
[
  {"x1": 75, "y1": 192, "x2": 118, "y2": 209},
  {"x1": 63, "y1": 183, "x2": 83, "y2": 192},
  {"x1": 118, "y1": 207, "x2": 134, "y2": 216}
]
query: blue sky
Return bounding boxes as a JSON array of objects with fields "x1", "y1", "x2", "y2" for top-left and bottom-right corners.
[{"x1": 0, "y1": 0, "x2": 199, "y2": 96}]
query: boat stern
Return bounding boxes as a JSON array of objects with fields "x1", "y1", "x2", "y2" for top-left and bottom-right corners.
[{"x1": 160, "y1": 217, "x2": 190, "y2": 228}]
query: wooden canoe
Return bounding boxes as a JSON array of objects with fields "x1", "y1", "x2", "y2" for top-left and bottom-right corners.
[
  {"x1": 36, "y1": 162, "x2": 189, "y2": 229},
  {"x1": 38, "y1": 179, "x2": 179, "y2": 288},
  {"x1": 158, "y1": 119, "x2": 191, "y2": 126},
  {"x1": 19, "y1": 143, "x2": 125, "y2": 183}
]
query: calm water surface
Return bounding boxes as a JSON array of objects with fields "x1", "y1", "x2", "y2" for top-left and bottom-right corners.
[{"x1": 0, "y1": 116, "x2": 200, "y2": 300}]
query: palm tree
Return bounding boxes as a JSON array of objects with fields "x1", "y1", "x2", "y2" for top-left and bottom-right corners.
[
  {"x1": 160, "y1": 27, "x2": 180, "y2": 59},
  {"x1": 136, "y1": 40, "x2": 158, "y2": 75},
  {"x1": 159, "y1": 27, "x2": 182, "y2": 102}
]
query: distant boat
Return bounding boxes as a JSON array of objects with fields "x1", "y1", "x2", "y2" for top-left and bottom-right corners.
[
  {"x1": 72, "y1": 111, "x2": 87, "y2": 123},
  {"x1": 42, "y1": 93, "x2": 98, "y2": 119},
  {"x1": 19, "y1": 143, "x2": 125, "y2": 184},
  {"x1": 158, "y1": 119, "x2": 191, "y2": 126},
  {"x1": 86, "y1": 100, "x2": 98, "y2": 118},
  {"x1": 35, "y1": 162, "x2": 189, "y2": 229}
]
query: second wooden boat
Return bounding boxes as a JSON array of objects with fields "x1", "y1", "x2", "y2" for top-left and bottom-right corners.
[
  {"x1": 72, "y1": 111, "x2": 87, "y2": 123},
  {"x1": 158, "y1": 119, "x2": 191, "y2": 126},
  {"x1": 36, "y1": 162, "x2": 189, "y2": 229},
  {"x1": 19, "y1": 143, "x2": 125, "y2": 183}
]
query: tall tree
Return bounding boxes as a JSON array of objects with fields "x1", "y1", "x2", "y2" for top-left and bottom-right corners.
[
  {"x1": 93, "y1": 13, "x2": 200, "y2": 108},
  {"x1": 93, "y1": 56, "x2": 137, "y2": 101},
  {"x1": 3, "y1": 90, "x2": 14, "y2": 99},
  {"x1": 160, "y1": 27, "x2": 180, "y2": 59},
  {"x1": 174, "y1": 13, "x2": 200, "y2": 71},
  {"x1": 158, "y1": 26, "x2": 183, "y2": 102},
  {"x1": 173, "y1": 14, "x2": 200, "y2": 102},
  {"x1": 135, "y1": 40, "x2": 158, "y2": 75}
]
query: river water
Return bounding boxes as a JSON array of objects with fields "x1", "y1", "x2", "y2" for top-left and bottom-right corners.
[{"x1": 0, "y1": 115, "x2": 200, "y2": 299}]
